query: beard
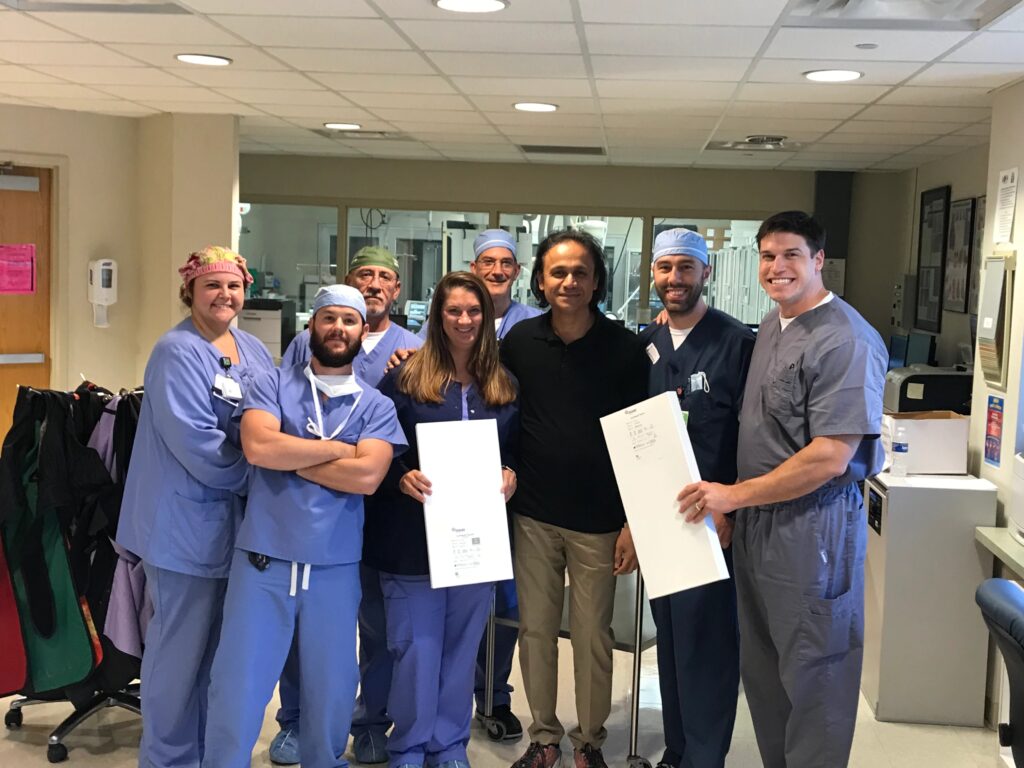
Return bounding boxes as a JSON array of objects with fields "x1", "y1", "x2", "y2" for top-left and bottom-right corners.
[
  {"x1": 309, "y1": 325, "x2": 362, "y2": 368},
  {"x1": 663, "y1": 283, "x2": 703, "y2": 315}
]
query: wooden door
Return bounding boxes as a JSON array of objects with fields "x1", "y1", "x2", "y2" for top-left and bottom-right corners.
[{"x1": 0, "y1": 167, "x2": 51, "y2": 433}]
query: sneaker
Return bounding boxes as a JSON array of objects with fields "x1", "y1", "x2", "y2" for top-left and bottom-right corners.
[
  {"x1": 573, "y1": 745, "x2": 607, "y2": 768},
  {"x1": 475, "y1": 704, "x2": 523, "y2": 741},
  {"x1": 269, "y1": 727, "x2": 301, "y2": 765},
  {"x1": 353, "y1": 730, "x2": 389, "y2": 764},
  {"x1": 511, "y1": 742, "x2": 561, "y2": 768}
]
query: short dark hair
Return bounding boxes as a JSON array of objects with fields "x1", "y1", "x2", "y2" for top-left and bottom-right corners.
[
  {"x1": 529, "y1": 228, "x2": 608, "y2": 311},
  {"x1": 756, "y1": 211, "x2": 826, "y2": 255}
]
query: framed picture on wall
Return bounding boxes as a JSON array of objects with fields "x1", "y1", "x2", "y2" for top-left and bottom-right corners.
[
  {"x1": 915, "y1": 185, "x2": 951, "y2": 333},
  {"x1": 942, "y1": 197, "x2": 975, "y2": 313},
  {"x1": 969, "y1": 195, "x2": 986, "y2": 314}
]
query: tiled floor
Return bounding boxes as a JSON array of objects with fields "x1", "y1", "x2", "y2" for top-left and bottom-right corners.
[{"x1": 0, "y1": 640, "x2": 1005, "y2": 768}]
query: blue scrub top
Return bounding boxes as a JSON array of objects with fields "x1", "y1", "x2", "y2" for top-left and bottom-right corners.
[
  {"x1": 281, "y1": 322, "x2": 423, "y2": 388},
  {"x1": 362, "y1": 365, "x2": 519, "y2": 576},
  {"x1": 116, "y1": 318, "x2": 274, "y2": 578},
  {"x1": 416, "y1": 300, "x2": 543, "y2": 341},
  {"x1": 237, "y1": 363, "x2": 408, "y2": 565},
  {"x1": 737, "y1": 297, "x2": 887, "y2": 487}
]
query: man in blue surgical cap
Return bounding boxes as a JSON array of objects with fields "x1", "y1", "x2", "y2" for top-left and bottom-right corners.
[{"x1": 202, "y1": 285, "x2": 407, "y2": 768}]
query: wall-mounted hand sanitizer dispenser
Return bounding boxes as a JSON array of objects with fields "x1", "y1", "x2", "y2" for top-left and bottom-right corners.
[{"x1": 88, "y1": 259, "x2": 117, "y2": 327}]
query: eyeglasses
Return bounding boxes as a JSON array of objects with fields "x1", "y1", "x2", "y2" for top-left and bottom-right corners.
[{"x1": 476, "y1": 257, "x2": 517, "y2": 271}]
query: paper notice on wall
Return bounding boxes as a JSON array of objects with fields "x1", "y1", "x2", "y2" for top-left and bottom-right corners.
[
  {"x1": 995, "y1": 168, "x2": 1018, "y2": 244},
  {"x1": 822, "y1": 258, "x2": 846, "y2": 296},
  {"x1": 0, "y1": 244, "x2": 36, "y2": 295}
]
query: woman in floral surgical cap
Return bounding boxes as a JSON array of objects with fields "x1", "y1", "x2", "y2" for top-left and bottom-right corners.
[{"x1": 116, "y1": 246, "x2": 274, "y2": 768}]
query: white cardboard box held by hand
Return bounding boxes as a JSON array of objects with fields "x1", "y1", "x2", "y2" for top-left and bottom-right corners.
[{"x1": 600, "y1": 391, "x2": 728, "y2": 599}]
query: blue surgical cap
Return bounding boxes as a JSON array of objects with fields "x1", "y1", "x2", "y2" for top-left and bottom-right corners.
[
  {"x1": 312, "y1": 284, "x2": 366, "y2": 320},
  {"x1": 653, "y1": 228, "x2": 709, "y2": 266},
  {"x1": 473, "y1": 229, "x2": 517, "y2": 260}
]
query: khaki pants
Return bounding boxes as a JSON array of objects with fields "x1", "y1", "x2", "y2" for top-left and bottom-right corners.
[{"x1": 513, "y1": 514, "x2": 618, "y2": 749}]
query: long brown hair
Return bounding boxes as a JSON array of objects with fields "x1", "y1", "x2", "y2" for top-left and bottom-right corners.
[{"x1": 398, "y1": 271, "x2": 516, "y2": 407}]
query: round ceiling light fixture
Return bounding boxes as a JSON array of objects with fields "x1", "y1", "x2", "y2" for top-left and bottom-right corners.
[
  {"x1": 514, "y1": 102, "x2": 558, "y2": 112},
  {"x1": 324, "y1": 122, "x2": 362, "y2": 131},
  {"x1": 433, "y1": 0, "x2": 510, "y2": 12},
  {"x1": 175, "y1": 53, "x2": 232, "y2": 67},
  {"x1": 803, "y1": 69, "x2": 863, "y2": 82}
]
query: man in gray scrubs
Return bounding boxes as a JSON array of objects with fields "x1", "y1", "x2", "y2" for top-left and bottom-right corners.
[{"x1": 677, "y1": 210, "x2": 886, "y2": 768}]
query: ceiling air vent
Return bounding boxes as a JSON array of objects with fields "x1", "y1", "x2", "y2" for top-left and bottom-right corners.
[
  {"x1": 783, "y1": 0, "x2": 1017, "y2": 30},
  {"x1": 0, "y1": 0, "x2": 189, "y2": 12},
  {"x1": 518, "y1": 145, "x2": 606, "y2": 156},
  {"x1": 706, "y1": 135, "x2": 801, "y2": 151}
]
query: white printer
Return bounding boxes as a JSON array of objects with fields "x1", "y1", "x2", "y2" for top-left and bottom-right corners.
[{"x1": 883, "y1": 365, "x2": 973, "y2": 414}]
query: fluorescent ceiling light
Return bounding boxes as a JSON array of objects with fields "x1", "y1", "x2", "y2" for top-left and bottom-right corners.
[
  {"x1": 175, "y1": 53, "x2": 232, "y2": 67},
  {"x1": 803, "y1": 69, "x2": 862, "y2": 82},
  {"x1": 433, "y1": 0, "x2": 510, "y2": 13},
  {"x1": 324, "y1": 122, "x2": 362, "y2": 131},
  {"x1": 514, "y1": 102, "x2": 558, "y2": 112}
]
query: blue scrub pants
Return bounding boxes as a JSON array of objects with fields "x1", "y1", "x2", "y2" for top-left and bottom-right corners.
[
  {"x1": 650, "y1": 547, "x2": 739, "y2": 768},
  {"x1": 140, "y1": 563, "x2": 226, "y2": 768},
  {"x1": 733, "y1": 484, "x2": 865, "y2": 768},
  {"x1": 275, "y1": 563, "x2": 392, "y2": 741},
  {"x1": 474, "y1": 578, "x2": 518, "y2": 711},
  {"x1": 203, "y1": 550, "x2": 361, "y2": 768},
  {"x1": 381, "y1": 574, "x2": 492, "y2": 768}
]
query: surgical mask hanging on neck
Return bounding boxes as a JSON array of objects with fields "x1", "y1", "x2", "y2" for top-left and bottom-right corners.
[{"x1": 304, "y1": 364, "x2": 363, "y2": 441}]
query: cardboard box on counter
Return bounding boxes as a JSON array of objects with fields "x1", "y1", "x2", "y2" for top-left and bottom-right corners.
[{"x1": 881, "y1": 411, "x2": 969, "y2": 475}]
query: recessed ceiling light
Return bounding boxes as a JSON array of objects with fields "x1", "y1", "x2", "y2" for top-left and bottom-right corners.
[
  {"x1": 175, "y1": 53, "x2": 232, "y2": 67},
  {"x1": 856, "y1": 42, "x2": 879, "y2": 50},
  {"x1": 433, "y1": 0, "x2": 509, "y2": 12},
  {"x1": 514, "y1": 102, "x2": 558, "y2": 112},
  {"x1": 803, "y1": 69, "x2": 863, "y2": 83},
  {"x1": 324, "y1": 122, "x2": 362, "y2": 131}
]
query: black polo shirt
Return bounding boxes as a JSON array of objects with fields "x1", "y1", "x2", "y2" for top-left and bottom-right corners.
[{"x1": 500, "y1": 312, "x2": 650, "y2": 534}]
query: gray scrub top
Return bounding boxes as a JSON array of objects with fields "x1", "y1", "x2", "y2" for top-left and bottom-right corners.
[{"x1": 737, "y1": 296, "x2": 887, "y2": 489}]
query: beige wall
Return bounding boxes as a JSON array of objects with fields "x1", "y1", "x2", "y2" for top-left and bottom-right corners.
[{"x1": 0, "y1": 103, "x2": 140, "y2": 390}]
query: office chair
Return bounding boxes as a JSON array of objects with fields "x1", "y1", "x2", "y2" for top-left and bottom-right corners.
[{"x1": 976, "y1": 578, "x2": 1024, "y2": 767}]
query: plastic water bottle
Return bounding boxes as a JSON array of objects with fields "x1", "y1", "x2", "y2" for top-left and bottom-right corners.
[{"x1": 890, "y1": 424, "x2": 909, "y2": 477}]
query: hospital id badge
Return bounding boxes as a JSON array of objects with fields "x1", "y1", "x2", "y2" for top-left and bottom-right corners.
[{"x1": 214, "y1": 373, "x2": 242, "y2": 401}]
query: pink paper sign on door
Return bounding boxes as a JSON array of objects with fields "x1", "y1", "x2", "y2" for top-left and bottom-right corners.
[{"x1": 0, "y1": 244, "x2": 36, "y2": 295}]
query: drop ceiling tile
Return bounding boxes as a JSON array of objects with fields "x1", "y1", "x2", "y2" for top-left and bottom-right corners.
[
  {"x1": 374, "y1": 0, "x2": 572, "y2": 22},
  {"x1": 427, "y1": 52, "x2": 586, "y2": 78},
  {"x1": 469, "y1": 95, "x2": 595, "y2": 113},
  {"x1": 240, "y1": 144, "x2": 282, "y2": 154},
  {"x1": 180, "y1": 0, "x2": 376, "y2": 16},
  {"x1": 834, "y1": 119, "x2": 965, "y2": 134},
  {"x1": 113, "y1": 44, "x2": 283, "y2": 69},
  {"x1": 452, "y1": 77, "x2": 591, "y2": 97},
  {"x1": 580, "y1": 0, "x2": 788, "y2": 26},
  {"x1": 897, "y1": 144, "x2": 972, "y2": 157},
  {"x1": 694, "y1": 150, "x2": 792, "y2": 167},
  {"x1": 591, "y1": 56, "x2": 750, "y2": 82},
  {"x1": 909, "y1": 62, "x2": 1024, "y2": 88},
  {"x1": 726, "y1": 101, "x2": 861, "y2": 119},
  {"x1": 345, "y1": 92, "x2": 474, "y2": 110},
  {"x1": 33, "y1": 65, "x2": 190, "y2": 86},
  {"x1": 749, "y1": 58, "x2": 922, "y2": 85},
  {"x1": 871, "y1": 159, "x2": 925, "y2": 169},
  {"x1": 388, "y1": 121, "x2": 501, "y2": 135},
  {"x1": 607, "y1": 148, "x2": 698, "y2": 165},
  {"x1": 308, "y1": 73, "x2": 456, "y2": 94},
  {"x1": 397, "y1": 20, "x2": 580, "y2": 54},
  {"x1": 140, "y1": 100, "x2": 263, "y2": 115},
  {"x1": 427, "y1": 142, "x2": 520, "y2": 153},
  {"x1": 783, "y1": 158, "x2": 876, "y2": 170},
  {"x1": 604, "y1": 130, "x2": 709, "y2": 147},
  {"x1": 764, "y1": 28, "x2": 969, "y2": 62},
  {"x1": 711, "y1": 127, "x2": 825, "y2": 143},
  {"x1": 441, "y1": 154, "x2": 521, "y2": 164},
  {"x1": 945, "y1": 32, "x2": 1024, "y2": 63},
  {"x1": 370, "y1": 107, "x2": 487, "y2": 123},
  {"x1": 286, "y1": 117, "x2": 394, "y2": 130},
  {"x1": 35, "y1": 98, "x2": 153, "y2": 115},
  {"x1": 213, "y1": 87, "x2": 351, "y2": 105},
  {"x1": 0, "y1": 65, "x2": 61, "y2": 83},
  {"x1": 240, "y1": 115, "x2": 294, "y2": 128},
  {"x1": 173, "y1": 69, "x2": 324, "y2": 89},
  {"x1": 955, "y1": 122, "x2": 992, "y2": 136},
  {"x1": 501, "y1": 126, "x2": 605, "y2": 140},
  {"x1": 488, "y1": 111, "x2": 602, "y2": 128},
  {"x1": 858, "y1": 104, "x2": 989, "y2": 122},
  {"x1": 341, "y1": 140, "x2": 443, "y2": 157},
  {"x1": 584, "y1": 24, "x2": 769, "y2": 58},
  {"x1": 259, "y1": 103, "x2": 370, "y2": 118},
  {"x1": 0, "y1": 82, "x2": 114, "y2": 99},
  {"x1": 930, "y1": 133, "x2": 989, "y2": 146},
  {"x1": 602, "y1": 113, "x2": 718, "y2": 129},
  {"x1": 28, "y1": 12, "x2": 239, "y2": 45},
  {"x1": 94, "y1": 84, "x2": 225, "y2": 102},
  {"x1": 716, "y1": 117, "x2": 841, "y2": 133},
  {"x1": 818, "y1": 132, "x2": 932, "y2": 145},
  {"x1": 212, "y1": 16, "x2": 409, "y2": 49},
  {"x1": 403, "y1": 131, "x2": 508, "y2": 143},
  {"x1": 876, "y1": 85, "x2": 993, "y2": 107},
  {"x1": 0, "y1": 42, "x2": 142, "y2": 66},
  {"x1": 599, "y1": 98, "x2": 728, "y2": 115},
  {"x1": 738, "y1": 82, "x2": 888, "y2": 103},
  {"x1": 267, "y1": 48, "x2": 434, "y2": 74},
  {"x1": 800, "y1": 142, "x2": 915, "y2": 155},
  {"x1": 242, "y1": 126, "x2": 321, "y2": 140},
  {"x1": 990, "y1": 4, "x2": 1024, "y2": 31},
  {"x1": 0, "y1": 13, "x2": 80, "y2": 41},
  {"x1": 596, "y1": 80, "x2": 735, "y2": 99}
]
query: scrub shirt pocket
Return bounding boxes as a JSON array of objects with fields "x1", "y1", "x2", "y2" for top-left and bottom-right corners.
[
  {"x1": 797, "y1": 588, "x2": 857, "y2": 662},
  {"x1": 765, "y1": 363, "x2": 798, "y2": 415},
  {"x1": 170, "y1": 492, "x2": 234, "y2": 570}
]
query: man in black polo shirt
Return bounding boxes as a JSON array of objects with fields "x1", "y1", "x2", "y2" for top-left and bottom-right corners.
[{"x1": 501, "y1": 228, "x2": 649, "y2": 768}]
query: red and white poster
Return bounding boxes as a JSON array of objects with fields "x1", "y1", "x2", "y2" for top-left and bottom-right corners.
[{"x1": 0, "y1": 244, "x2": 36, "y2": 295}]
